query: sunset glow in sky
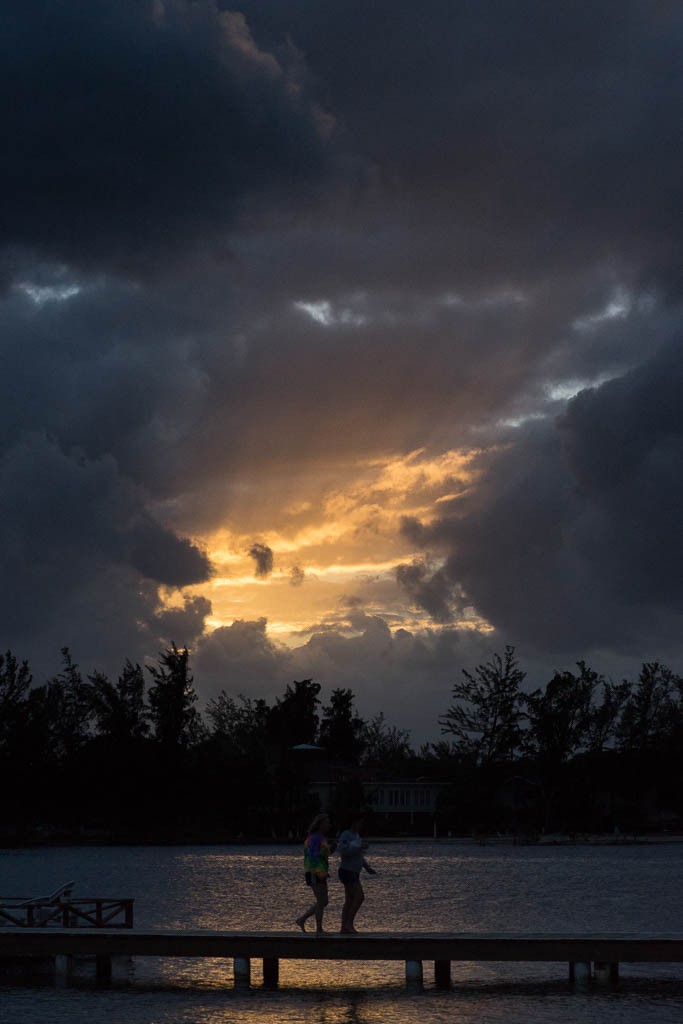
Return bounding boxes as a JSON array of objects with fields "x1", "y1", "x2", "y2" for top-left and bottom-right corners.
[
  {"x1": 185, "y1": 446, "x2": 489, "y2": 641},
  {"x1": 2, "y1": 1, "x2": 682, "y2": 741}
]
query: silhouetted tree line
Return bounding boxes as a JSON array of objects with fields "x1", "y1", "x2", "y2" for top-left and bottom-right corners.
[
  {"x1": 433, "y1": 646, "x2": 683, "y2": 836},
  {"x1": 1, "y1": 643, "x2": 682, "y2": 842},
  {"x1": 0, "y1": 645, "x2": 410, "y2": 843}
]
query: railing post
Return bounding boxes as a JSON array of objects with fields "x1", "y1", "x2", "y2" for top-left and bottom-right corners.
[
  {"x1": 405, "y1": 959, "x2": 423, "y2": 992},
  {"x1": 234, "y1": 957, "x2": 251, "y2": 990}
]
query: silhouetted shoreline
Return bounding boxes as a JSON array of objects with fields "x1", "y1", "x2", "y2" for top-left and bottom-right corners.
[{"x1": 2, "y1": 830, "x2": 683, "y2": 849}]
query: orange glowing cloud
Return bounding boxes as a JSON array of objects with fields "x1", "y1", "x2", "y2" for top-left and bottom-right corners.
[{"x1": 179, "y1": 446, "x2": 488, "y2": 645}]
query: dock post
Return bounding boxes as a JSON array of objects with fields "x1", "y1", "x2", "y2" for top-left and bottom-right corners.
[
  {"x1": 233, "y1": 957, "x2": 251, "y2": 990},
  {"x1": 434, "y1": 959, "x2": 451, "y2": 990},
  {"x1": 569, "y1": 961, "x2": 592, "y2": 984},
  {"x1": 96, "y1": 955, "x2": 112, "y2": 982},
  {"x1": 405, "y1": 959, "x2": 423, "y2": 992},
  {"x1": 594, "y1": 961, "x2": 619, "y2": 986},
  {"x1": 54, "y1": 954, "x2": 74, "y2": 985},
  {"x1": 262, "y1": 957, "x2": 279, "y2": 989}
]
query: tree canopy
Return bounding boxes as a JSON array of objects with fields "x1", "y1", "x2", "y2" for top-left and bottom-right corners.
[{"x1": 1, "y1": 642, "x2": 682, "y2": 841}]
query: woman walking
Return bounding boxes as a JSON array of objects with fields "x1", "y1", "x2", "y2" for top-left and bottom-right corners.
[
  {"x1": 337, "y1": 814, "x2": 376, "y2": 934},
  {"x1": 296, "y1": 813, "x2": 334, "y2": 935}
]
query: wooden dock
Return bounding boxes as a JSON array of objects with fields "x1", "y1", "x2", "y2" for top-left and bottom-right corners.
[{"x1": 3, "y1": 929, "x2": 683, "y2": 988}]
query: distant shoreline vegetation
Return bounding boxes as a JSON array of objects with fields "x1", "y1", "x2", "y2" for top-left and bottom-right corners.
[{"x1": 1, "y1": 645, "x2": 682, "y2": 844}]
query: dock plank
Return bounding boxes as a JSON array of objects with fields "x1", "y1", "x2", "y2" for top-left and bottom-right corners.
[{"x1": 2, "y1": 929, "x2": 683, "y2": 963}]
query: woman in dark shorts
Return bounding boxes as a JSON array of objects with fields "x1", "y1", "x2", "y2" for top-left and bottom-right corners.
[{"x1": 336, "y1": 814, "x2": 376, "y2": 934}]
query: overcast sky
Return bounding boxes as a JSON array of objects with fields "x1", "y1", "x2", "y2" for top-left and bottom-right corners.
[{"x1": 2, "y1": 0, "x2": 682, "y2": 742}]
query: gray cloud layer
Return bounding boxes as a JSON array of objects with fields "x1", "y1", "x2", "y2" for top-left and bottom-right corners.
[{"x1": 1, "y1": 1, "x2": 682, "y2": 732}]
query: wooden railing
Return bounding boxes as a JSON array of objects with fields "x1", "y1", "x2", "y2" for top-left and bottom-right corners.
[{"x1": 0, "y1": 895, "x2": 134, "y2": 929}]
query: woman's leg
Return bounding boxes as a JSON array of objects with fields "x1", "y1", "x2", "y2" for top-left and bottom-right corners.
[
  {"x1": 312, "y1": 879, "x2": 329, "y2": 932},
  {"x1": 296, "y1": 898, "x2": 316, "y2": 929},
  {"x1": 340, "y1": 883, "x2": 353, "y2": 932},
  {"x1": 341, "y1": 880, "x2": 364, "y2": 932},
  {"x1": 297, "y1": 879, "x2": 328, "y2": 930},
  {"x1": 347, "y1": 881, "x2": 365, "y2": 931}
]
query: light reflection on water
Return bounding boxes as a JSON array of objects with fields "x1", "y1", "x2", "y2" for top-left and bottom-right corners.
[{"x1": 2, "y1": 841, "x2": 683, "y2": 1022}]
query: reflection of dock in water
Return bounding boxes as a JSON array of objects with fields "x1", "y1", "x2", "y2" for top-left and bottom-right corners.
[{"x1": 2, "y1": 929, "x2": 683, "y2": 989}]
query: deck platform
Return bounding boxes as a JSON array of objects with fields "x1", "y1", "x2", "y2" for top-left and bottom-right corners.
[{"x1": 2, "y1": 929, "x2": 683, "y2": 989}]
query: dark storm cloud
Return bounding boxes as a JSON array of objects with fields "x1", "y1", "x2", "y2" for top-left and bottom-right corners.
[
  {"x1": 242, "y1": 0, "x2": 683, "y2": 292},
  {"x1": 559, "y1": 340, "x2": 683, "y2": 609},
  {"x1": 396, "y1": 559, "x2": 459, "y2": 625},
  {"x1": 3, "y1": 0, "x2": 678, "y2": 491},
  {"x1": 0, "y1": 271, "x2": 236, "y2": 499},
  {"x1": 401, "y1": 338, "x2": 683, "y2": 656},
  {"x1": 193, "y1": 617, "x2": 291, "y2": 698},
  {"x1": 0, "y1": 433, "x2": 210, "y2": 604},
  {"x1": 0, "y1": 433, "x2": 211, "y2": 678},
  {"x1": 192, "y1": 610, "x2": 507, "y2": 743},
  {"x1": 129, "y1": 518, "x2": 212, "y2": 586},
  {"x1": 248, "y1": 542, "x2": 274, "y2": 578},
  {"x1": 153, "y1": 595, "x2": 213, "y2": 648},
  {"x1": 1, "y1": 0, "x2": 333, "y2": 277}
]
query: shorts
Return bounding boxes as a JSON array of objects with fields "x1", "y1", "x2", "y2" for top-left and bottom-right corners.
[
  {"x1": 338, "y1": 868, "x2": 360, "y2": 885},
  {"x1": 305, "y1": 872, "x2": 328, "y2": 887}
]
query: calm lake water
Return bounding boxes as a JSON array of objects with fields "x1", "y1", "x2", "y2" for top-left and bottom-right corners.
[{"x1": 2, "y1": 840, "x2": 683, "y2": 1023}]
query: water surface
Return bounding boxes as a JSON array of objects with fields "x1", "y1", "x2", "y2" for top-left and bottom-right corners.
[{"x1": 1, "y1": 841, "x2": 682, "y2": 1023}]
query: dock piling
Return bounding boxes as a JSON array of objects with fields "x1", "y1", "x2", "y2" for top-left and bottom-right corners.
[
  {"x1": 262, "y1": 957, "x2": 279, "y2": 989},
  {"x1": 594, "y1": 961, "x2": 619, "y2": 986},
  {"x1": 233, "y1": 956, "x2": 251, "y2": 989},
  {"x1": 569, "y1": 960, "x2": 592, "y2": 984},
  {"x1": 95, "y1": 954, "x2": 112, "y2": 981},
  {"x1": 54, "y1": 954, "x2": 73, "y2": 985},
  {"x1": 434, "y1": 959, "x2": 451, "y2": 989},
  {"x1": 405, "y1": 959, "x2": 423, "y2": 992}
]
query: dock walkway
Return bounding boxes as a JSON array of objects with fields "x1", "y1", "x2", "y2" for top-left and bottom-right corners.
[{"x1": 3, "y1": 930, "x2": 683, "y2": 989}]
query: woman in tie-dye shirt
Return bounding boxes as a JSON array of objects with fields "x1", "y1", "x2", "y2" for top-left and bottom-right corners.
[{"x1": 295, "y1": 813, "x2": 334, "y2": 935}]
